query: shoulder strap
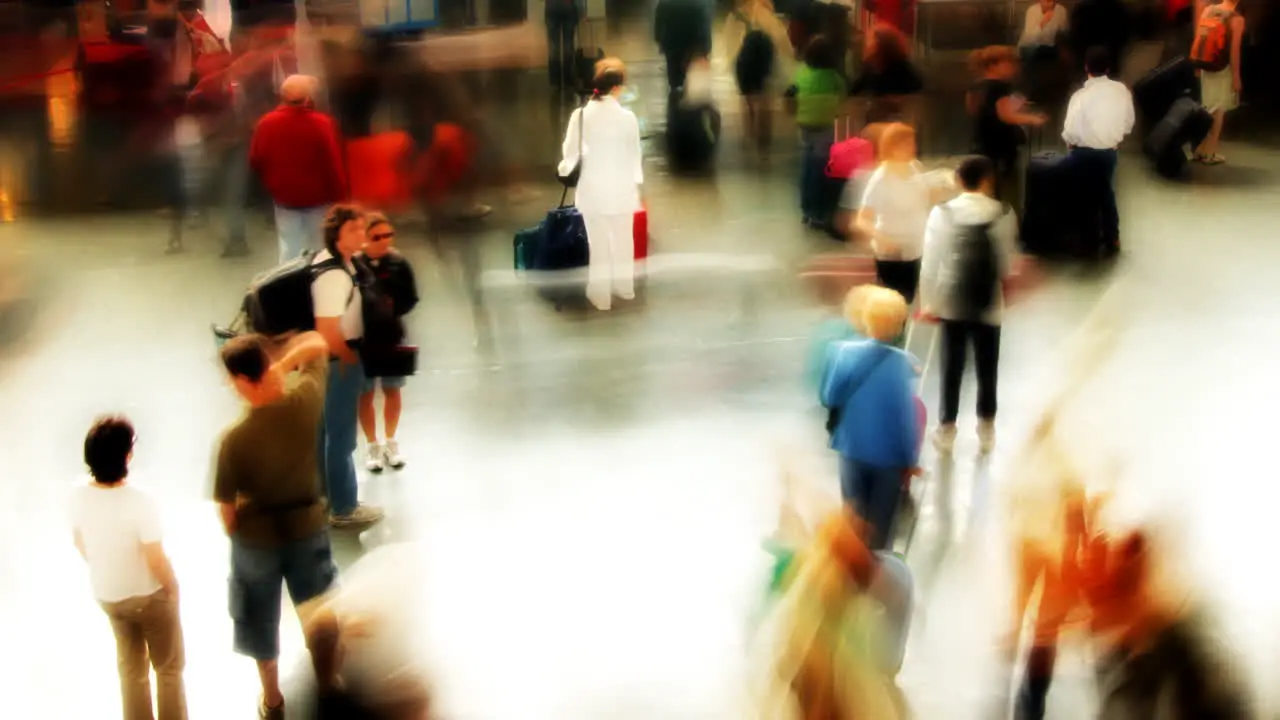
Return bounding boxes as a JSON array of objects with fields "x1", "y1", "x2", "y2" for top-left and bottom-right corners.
[{"x1": 834, "y1": 344, "x2": 895, "y2": 411}]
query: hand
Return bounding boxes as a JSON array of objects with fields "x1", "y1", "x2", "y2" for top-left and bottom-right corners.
[
  {"x1": 1029, "y1": 113, "x2": 1048, "y2": 128},
  {"x1": 870, "y1": 233, "x2": 899, "y2": 258},
  {"x1": 916, "y1": 311, "x2": 939, "y2": 324}
]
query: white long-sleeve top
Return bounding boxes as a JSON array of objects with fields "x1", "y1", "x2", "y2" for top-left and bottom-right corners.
[
  {"x1": 1062, "y1": 75, "x2": 1135, "y2": 150},
  {"x1": 1019, "y1": 2, "x2": 1069, "y2": 48},
  {"x1": 558, "y1": 96, "x2": 644, "y2": 216}
]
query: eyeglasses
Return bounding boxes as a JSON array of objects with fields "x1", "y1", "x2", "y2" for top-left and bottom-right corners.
[{"x1": 370, "y1": 232, "x2": 395, "y2": 242}]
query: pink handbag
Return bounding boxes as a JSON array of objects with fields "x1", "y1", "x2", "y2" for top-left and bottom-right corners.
[{"x1": 826, "y1": 117, "x2": 875, "y2": 180}]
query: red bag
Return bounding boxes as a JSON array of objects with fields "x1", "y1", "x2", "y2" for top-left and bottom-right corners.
[
  {"x1": 346, "y1": 131, "x2": 414, "y2": 212},
  {"x1": 633, "y1": 207, "x2": 649, "y2": 260}
]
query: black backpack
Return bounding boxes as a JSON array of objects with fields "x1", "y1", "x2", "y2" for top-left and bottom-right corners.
[
  {"x1": 945, "y1": 206, "x2": 1004, "y2": 321},
  {"x1": 240, "y1": 250, "x2": 347, "y2": 336}
]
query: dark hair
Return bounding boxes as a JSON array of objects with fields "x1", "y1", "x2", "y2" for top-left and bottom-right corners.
[
  {"x1": 84, "y1": 416, "x2": 135, "y2": 485},
  {"x1": 957, "y1": 155, "x2": 995, "y2": 191},
  {"x1": 323, "y1": 204, "x2": 365, "y2": 256},
  {"x1": 803, "y1": 35, "x2": 838, "y2": 70},
  {"x1": 1085, "y1": 46, "x2": 1112, "y2": 77},
  {"x1": 220, "y1": 333, "x2": 271, "y2": 383},
  {"x1": 864, "y1": 24, "x2": 909, "y2": 71},
  {"x1": 591, "y1": 58, "x2": 627, "y2": 98}
]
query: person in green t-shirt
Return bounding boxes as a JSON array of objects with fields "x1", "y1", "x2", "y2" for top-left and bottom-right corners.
[{"x1": 787, "y1": 35, "x2": 845, "y2": 229}]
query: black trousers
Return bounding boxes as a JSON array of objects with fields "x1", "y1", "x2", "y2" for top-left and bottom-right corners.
[{"x1": 939, "y1": 320, "x2": 1001, "y2": 425}]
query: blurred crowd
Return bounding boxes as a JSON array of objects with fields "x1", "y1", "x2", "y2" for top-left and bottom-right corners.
[{"x1": 34, "y1": 0, "x2": 1271, "y2": 718}]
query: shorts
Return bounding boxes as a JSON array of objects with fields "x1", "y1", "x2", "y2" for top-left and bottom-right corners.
[
  {"x1": 228, "y1": 530, "x2": 337, "y2": 661},
  {"x1": 362, "y1": 375, "x2": 406, "y2": 393}
]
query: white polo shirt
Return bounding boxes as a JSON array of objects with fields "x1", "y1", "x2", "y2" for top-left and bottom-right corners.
[
  {"x1": 1062, "y1": 75, "x2": 1135, "y2": 150},
  {"x1": 311, "y1": 249, "x2": 363, "y2": 341}
]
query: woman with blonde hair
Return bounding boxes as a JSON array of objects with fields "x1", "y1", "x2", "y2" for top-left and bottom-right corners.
[
  {"x1": 819, "y1": 286, "x2": 920, "y2": 550},
  {"x1": 854, "y1": 123, "x2": 931, "y2": 305},
  {"x1": 558, "y1": 58, "x2": 644, "y2": 311}
]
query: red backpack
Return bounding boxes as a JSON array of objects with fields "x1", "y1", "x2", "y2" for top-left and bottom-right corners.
[{"x1": 1190, "y1": 9, "x2": 1235, "y2": 72}]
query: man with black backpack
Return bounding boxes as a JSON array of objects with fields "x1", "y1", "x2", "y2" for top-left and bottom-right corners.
[{"x1": 918, "y1": 156, "x2": 1022, "y2": 455}]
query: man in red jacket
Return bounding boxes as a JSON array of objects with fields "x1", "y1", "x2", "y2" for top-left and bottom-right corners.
[{"x1": 249, "y1": 74, "x2": 347, "y2": 263}]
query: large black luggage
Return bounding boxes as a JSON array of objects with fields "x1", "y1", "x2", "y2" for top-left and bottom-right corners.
[
  {"x1": 666, "y1": 93, "x2": 721, "y2": 172},
  {"x1": 1021, "y1": 151, "x2": 1098, "y2": 258},
  {"x1": 1133, "y1": 56, "x2": 1197, "y2": 129},
  {"x1": 513, "y1": 189, "x2": 590, "y2": 309},
  {"x1": 1144, "y1": 97, "x2": 1213, "y2": 179}
]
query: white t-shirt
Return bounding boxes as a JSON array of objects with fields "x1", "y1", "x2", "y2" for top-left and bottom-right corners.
[
  {"x1": 68, "y1": 481, "x2": 163, "y2": 603},
  {"x1": 311, "y1": 249, "x2": 363, "y2": 340},
  {"x1": 859, "y1": 162, "x2": 933, "y2": 261}
]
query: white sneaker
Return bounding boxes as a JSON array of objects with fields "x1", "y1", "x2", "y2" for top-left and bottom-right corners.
[
  {"x1": 933, "y1": 424, "x2": 957, "y2": 453},
  {"x1": 384, "y1": 439, "x2": 405, "y2": 470},
  {"x1": 330, "y1": 503, "x2": 384, "y2": 530},
  {"x1": 364, "y1": 443, "x2": 385, "y2": 472},
  {"x1": 978, "y1": 421, "x2": 996, "y2": 454}
]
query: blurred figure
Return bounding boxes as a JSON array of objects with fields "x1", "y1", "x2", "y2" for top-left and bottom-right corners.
[
  {"x1": 919, "y1": 156, "x2": 1021, "y2": 454},
  {"x1": 819, "y1": 286, "x2": 920, "y2": 550},
  {"x1": 71, "y1": 416, "x2": 186, "y2": 720},
  {"x1": 806, "y1": 284, "x2": 871, "y2": 394},
  {"x1": 215, "y1": 332, "x2": 340, "y2": 719},
  {"x1": 312, "y1": 206, "x2": 385, "y2": 528},
  {"x1": 1019, "y1": 0, "x2": 1070, "y2": 60},
  {"x1": 654, "y1": 0, "x2": 713, "y2": 94},
  {"x1": 1070, "y1": 0, "x2": 1132, "y2": 77},
  {"x1": 546, "y1": 0, "x2": 584, "y2": 88},
  {"x1": 357, "y1": 214, "x2": 419, "y2": 473},
  {"x1": 249, "y1": 74, "x2": 346, "y2": 263},
  {"x1": 835, "y1": 122, "x2": 888, "y2": 236},
  {"x1": 788, "y1": 35, "x2": 845, "y2": 229},
  {"x1": 303, "y1": 543, "x2": 432, "y2": 719},
  {"x1": 966, "y1": 46, "x2": 1047, "y2": 214},
  {"x1": 1062, "y1": 47, "x2": 1133, "y2": 258},
  {"x1": 854, "y1": 123, "x2": 930, "y2": 305},
  {"x1": 755, "y1": 508, "x2": 911, "y2": 718},
  {"x1": 1190, "y1": 0, "x2": 1245, "y2": 165},
  {"x1": 558, "y1": 59, "x2": 643, "y2": 312},
  {"x1": 1082, "y1": 528, "x2": 1253, "y2": 718},
  {"x1": 849, "y1": 24, "x2": 923, "y2": 124},
  {"x1": 725, "y1": 0, "x2": 786, "y2": 157}
]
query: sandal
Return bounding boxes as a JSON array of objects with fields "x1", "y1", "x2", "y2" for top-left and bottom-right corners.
[{"x1": 1196, "y1": 154, "x2": 1226, "y2": 165}]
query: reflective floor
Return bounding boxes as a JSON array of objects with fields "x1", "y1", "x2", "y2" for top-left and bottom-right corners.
[{"x1": 2, "y1": 27, "x2": 1280, "y2": 720}]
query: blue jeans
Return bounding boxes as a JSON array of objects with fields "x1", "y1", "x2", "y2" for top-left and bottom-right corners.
[
  {"x1": 228, "y1": 530, "x2": 337, "y2": 661},
  {"x1": 799, "y1": 127, "x2": 834, "y2": 223},
  {"x1": 319, "y1": 359, "x2": 364, "y2": 516},
  {"x1": 839, "y1": 456, "x2": 905, "y2": 551},
  {"x1": 274, "y1": 205, "x2": 327, "y2": 264}
]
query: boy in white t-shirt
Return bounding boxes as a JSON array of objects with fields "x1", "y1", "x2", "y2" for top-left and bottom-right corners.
[{"x1": 70, "y1": 415, "x2": 186, "y2": 720}]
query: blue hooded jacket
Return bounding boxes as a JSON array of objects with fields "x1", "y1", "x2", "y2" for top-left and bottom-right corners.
[{"x1": 820, "y1": 339, "x2": 920, "y2": 469}]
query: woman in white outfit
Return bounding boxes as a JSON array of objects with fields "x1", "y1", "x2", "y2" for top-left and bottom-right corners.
[{"x1": 558, "y1": 58, "x2": 644, "y2": 311}]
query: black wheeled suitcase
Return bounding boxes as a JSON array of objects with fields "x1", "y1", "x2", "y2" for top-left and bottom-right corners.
[
  {"x1": 665, "y1": 94, "x2": 721, "y2": 172},
  {"x1": 1133, "y1": 56, "x2": 1197, "y2": 128},
  {"x1": 1021, "y1": 151, "x2": 1095, "y2": 258},
  {"x1": 1144, "y1": 97, "x2": 1214, "y2": 179}
]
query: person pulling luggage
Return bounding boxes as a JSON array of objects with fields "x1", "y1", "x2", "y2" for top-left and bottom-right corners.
[{"x1": 1062, "y1": 47, "x2": 1134, "y2": 259}]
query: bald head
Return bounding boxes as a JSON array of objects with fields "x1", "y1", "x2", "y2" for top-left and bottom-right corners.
[{"x1": 280, "y1": 74, "x2": 317, "y2": 105}]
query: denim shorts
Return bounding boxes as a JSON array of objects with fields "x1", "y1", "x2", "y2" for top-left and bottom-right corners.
[
  {"x1": 228, "y1": 530, "x2": 338, "y2": 661},
  {"x1": 362, "y1": 375, "x2": 407, "y2": 393}
]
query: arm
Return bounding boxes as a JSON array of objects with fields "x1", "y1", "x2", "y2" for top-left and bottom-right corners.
[
  {"x1": 395, "y1": 261, "x2": 420, "y2": 316},
  {"x1": 312, "y1": 272, "x2": 360, "y2": 364},
  {"x1": 819, "y1": 345, "x2": 851, "y2": 409},
  {"x1": 247, "y1": 120, "x2": 265, "y2": 175},
  {"x1": 1230, "y1": 16, "x2": 1245, "y2": 90},
  {"x1": 213, "y1": 441, "x2": 239, "y2": 537},
  {"x1": 630, "y1": 112, "x2": 644, "y2": 186},
  {"x1": 315, "y1": 317, "x2": 357, "y2": 364},
  {"x1": 73, "y1": 529, "x2": 86, "y2": 561},
  {"x1": 994, "y1": 208, "x2": 1022, "y2": 280},
  {"x1": 273, "y1": 331, "x2": 330, "y2": 373},
  {"x1": 1060, "y1": 92, "x2": 1082, "y2": 147},
  {"x1": 997, "y1": 95, "x2": 1045, "y2": 127},
  {"x1": 142, "y1": 542, "x2": 179, "y2": 598},
  {"x1": 323, "y1": 115, "x2": 348, "y2": 203},
  {"x1": 917, "y1": 206, "x2": 946, "y2": 316},
  {"x1": 557, "y1": 108, "x2": 583, "y2": 178},
  {"x1": 894, "y1": 368, "x2": 921, "y2": 467}
]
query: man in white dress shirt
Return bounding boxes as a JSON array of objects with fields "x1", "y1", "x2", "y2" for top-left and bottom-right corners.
[
  {"x1": 1062, "y1": 47, "x2": 1134, "y2": 258},
  {"x1": 1020, "y1": 0, "x2": 1069, "y2": 55}
]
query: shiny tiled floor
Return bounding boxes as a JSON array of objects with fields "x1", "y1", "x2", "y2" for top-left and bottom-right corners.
[
  {"x1": 4, "y1": 141, "x2": 1280, "y2": 718},
  {"x1": 4, "y1": 29, "x2": 1280, "y2": 720}
]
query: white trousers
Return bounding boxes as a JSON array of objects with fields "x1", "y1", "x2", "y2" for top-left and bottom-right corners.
[{"x1": 582, "y1": 212, "x2": 635, "y2": 311}]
